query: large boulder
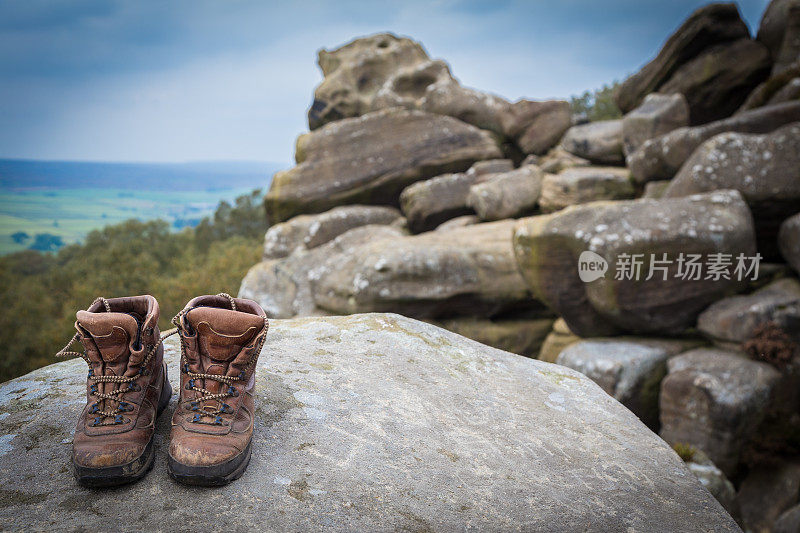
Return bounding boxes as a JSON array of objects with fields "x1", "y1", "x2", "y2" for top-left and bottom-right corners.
[
  {"x1": 308, "y1": 32, "x2": 567, "y2": 145},
  {"x1": 538, "y1": 166, "x2": 634, "y2": 213},
  {"x1": 0, "y1": 314, "x2": 740, "y2": 531},
  {"x1": 313, "y1": 220, "x2": 536, "y2": 318},
  {"x1": 400, "y1": 172, "x2": 477, "y2": 233},
  {"x1": 240, "y1": 225, "x2": 407, "y2": 318},
  {"x1": 262, "y1": 205, "x2": 404, "y2": 259},
  {"x1": 622, "y1": 93, "x2": 690, "y2": 156},
  {"x1": 466, "y1": 165, "x2": 543, "y2": 221},
  {"x1": 500, "y1": 99, "x2": 572, "y2": 154},
  {"x1": 659, "y1": 348, "x2": 781, "y2": 476},
  {"x1": 628, "y1": 101, "x2": 800, "y2": 183},
  {"x1": 663, "y1": 123, "x2": 800, "y2": 258},
  {"x1": 265, "y1": 108, "x2": 502, "y2": 224},
  {"x1": 780, "y1": 213, "x2": 800, "y2": 274},
  {"x1": 513, "y1": 190, "x2": 757, "y2": 337},
  {"x1": 770, "y1": 3, "x2": 800, "y2": 75},
  {"x1": 685, "y1": 451, "x2": 739, "y2": 517},
  {"x1": 697, "y1": 278, "x2": 800, "y2": 347},
  {"x1": 556, "y1": 338, "x2": 698, "y2": 429},
  {"x1": 535, "y1": 146, "x2": 591, "y2": 174},
  {"x1": 739, "y1": 66, "x2": 800, "y2": 112},
  {"x1": 757, "y1": 0, "x2": 800, "y2": 61},
  {"x1": 615, "y1": 3, "x2": 751, "y2": 113},
  {"x1": 735, "y1": 461, "x2": 800, "y2": 533},
  {"x1": 399, "y1": 159, "x2": 513, "y2": 233},
  {"x1": 656, "y1": 38, "x2": 771, "y2": 124},
  {"x1": 308, "y1": 33, "x2": 428, "y2": 129},
  {"x1": 559, "y1": 119, "x2": 624, "y2": 165}
]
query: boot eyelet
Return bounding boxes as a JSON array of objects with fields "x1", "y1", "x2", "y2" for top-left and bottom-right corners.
[
  {"x1": 90, "y1": 384, "x2": 98, "y2": 394},
  {"x1": 89, "y1": 403, "x2": 98, "y2": 414},
  {"x1": 114, "y1": 414, "x2": 124, "y2": 424},
  {"x1": 182, "y1": 363, "x2": 189, "y2": 373},
  {"x1": 186, "y1": 379, "x2": 195, "y2": 390},
  {"x1": 238, "y1": 370, "x2": 246, "y2": 380},
  {"x1": 92, "y1": 417, "x2": 102, "y2": 426},
  {"x1": 221, "y1": 403, "x2": 231, "y2": 413},
  {"x1": 227, "y1": 386, "x2": 238, "y2": 397},
  {"x1": 192, "y1": 413, "x2": 201, "y2": 423},
  {"x1": 214, "y1": 416, "x2": 223, "y2": 425},
  {"x1": 118, "y1": 402, "x2": 133, "y2": 412},
  {"x1": 87, "y1": 368, "x2": 94, "y2": 377},
  {"x1": 127, "y1": 382, "x2": 139, "y2": 391},
  {"x1": 190, "y1": 401, "x2": 199, "y2": 411}
]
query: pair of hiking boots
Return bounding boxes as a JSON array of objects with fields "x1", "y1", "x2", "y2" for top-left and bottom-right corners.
[{"x1": 57, "y1": 293, "x2": 269, "y2": 487}]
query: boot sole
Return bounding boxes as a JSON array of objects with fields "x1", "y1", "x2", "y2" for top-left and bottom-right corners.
[
  {"x1": 167, "y1": 440, "x2": 252, "y2": 486},
  {"x1": 74, "y1": 371, "x2": 173, "y2": 488}
]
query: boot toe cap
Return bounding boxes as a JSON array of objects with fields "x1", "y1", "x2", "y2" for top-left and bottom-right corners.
[
  {"x1": 73, "y1": 442, "x2": 145, "y2": 468},
  {"x1": 169, "y1": 437, "x2": 242, "y2": 467}
]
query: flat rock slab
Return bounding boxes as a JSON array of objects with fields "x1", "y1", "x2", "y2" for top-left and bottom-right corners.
[{"x1": 0, "y1": 314, "x2": 738, "y2": 532}]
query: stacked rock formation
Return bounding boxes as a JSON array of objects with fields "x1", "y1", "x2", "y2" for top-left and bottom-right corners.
[{"x1": 240, "y1": 2, "x2": 800, "y2": 530}]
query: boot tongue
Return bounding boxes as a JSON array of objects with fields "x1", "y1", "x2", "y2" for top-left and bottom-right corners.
[
  {"x1": 76, "y1": 310, "x2": 139, "y2": 363},
  {"x1": 185, "y1": 307, "x2": 263, "y2": 362}
]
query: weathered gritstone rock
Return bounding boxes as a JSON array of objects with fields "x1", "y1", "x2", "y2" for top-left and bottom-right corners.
[
  {"x1": 500, "y1": 99, "x2": 572, "y2": 155},
  {"x1": 0, "y1": 314, "x2": 740, "y2": 532},
  {"x1": 559, "y1": 119, "x2": 624, "y2": 165},
  {"x1": 622, "y1": 93, "x2": 689, "y2": 156},
  {"x1": 264, "y1": 108, "x2": 502, "y2": 224},
  {"x1": 739, "y1": 67, "x2": 800, "y2": 112},
  {"x1": 466, "y1": 165, "x2": 543, "y2": 221},
  {"x1": 538, "y1": 318, "x2": 581, "y2": 363},
  {"x1": 775, "y1": 504, "x2": 800, "y2": 533},
  {"x1": 697, "y1": 278, "x2": 800, "y2": 347},
  {"x1": 307, "y1": 33, "x2": 430, "y2": 129},
  {"x1": 435, "y1": 214, "x2": 480, "y2": 232},
  {"x1": 656, "y1": 38, "x2": 770, "y2": 125},
  {"x1": 757, "y1": 0, "x2": 800, "y2": 61},
  {"x1": 400, "y1": 172, "x2": 477, "y2": 233},
  {"x1": 780, "y1": 213, "x2": 800, "y2": 274},
  {"x1": 615, "y1": 3, "x2": 751, "y2": 114},
  {"x1": 433, "y1": 316, "x2": 554, "y2": 358},
  {"x1": 687, "y1": 461, "x2": 739, "y2": 518},
  {"x1": 659, "y1": 348, "x2": 781, "y2": 476},
  {"x1": 664, "y1": 123, "x2": 800, "y2": 258},
  {"x1": 263, "y1": 205, "x2": 404, "y2": 259},
  {"x1": 538, "y1": 166, "x2": 634, "y2": 214},
  {"x1": 628, "y1": 101, "x2": 800, "y2": 183},
  {"x1": 313, "y1": 220, "x2": 536, "y2": 318},
  {"x1": 556, "y1": 338, "x2": 700, "y2": 429},
  {"x1": 735, "y1": 461, "x2": 800, "y2": 533},
  {"x1": 535, "y1": 146, "x2": 591, "y2": 174},
  {"x1": 241, "y1": 225, "x2": 407, "y2": 318},
  {"x1": 513, "y1": 190, "x2": 756, "y2": 337},
  {"x1": 772, "y1": 5, "x2": 800, "y2": 74},
  {"x1": 642, "y1": 180, "x2": 672, "y2": 199}
]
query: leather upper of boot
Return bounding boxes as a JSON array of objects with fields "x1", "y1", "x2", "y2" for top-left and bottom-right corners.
[
  {"x1": 170, "y1": 295, "x2": 267, "y2": 466},
  {"x1": 72, "y1": 295, "x2": 165, "y2": 468}
]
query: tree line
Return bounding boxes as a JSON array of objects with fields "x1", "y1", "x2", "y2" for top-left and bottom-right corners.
[{"x1": 0, "y1": 189, "x2": 265, "y2": 382}]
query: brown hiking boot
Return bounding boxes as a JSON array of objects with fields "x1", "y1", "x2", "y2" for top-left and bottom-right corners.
[
  {"x1": 168, "y1": 293, "x2": 268, "y2": 485},
  {"x1": 58, "y1": 295, "x2": 172, "y2": 487}
]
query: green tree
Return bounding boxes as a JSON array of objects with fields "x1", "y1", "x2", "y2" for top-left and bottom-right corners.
[{"x1": 570, "y1": 82, "x2": 622, "y2": 122}]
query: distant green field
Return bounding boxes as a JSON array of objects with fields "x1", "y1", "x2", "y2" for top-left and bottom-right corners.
[{"x1": 0, "y1": 187, "x2": 253, "y2": 255}]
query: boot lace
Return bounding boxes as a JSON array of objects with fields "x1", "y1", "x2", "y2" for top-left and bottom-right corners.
[
  {"x1": 57, "y1": 296, "x2": 177, "y2": 427},
  {"x1": 173, "y1": 293, "x2": 268, "y2": 426}
]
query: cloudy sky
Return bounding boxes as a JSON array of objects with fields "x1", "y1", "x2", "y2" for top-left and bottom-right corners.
[{"x1": 0, "y1": 0, "x2": 768, "y2": 165}]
